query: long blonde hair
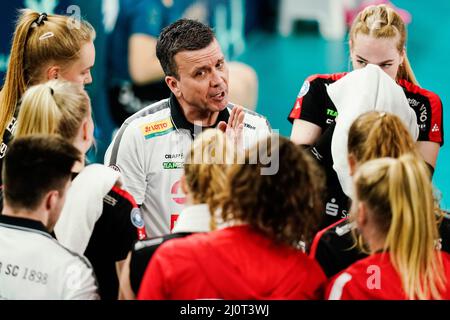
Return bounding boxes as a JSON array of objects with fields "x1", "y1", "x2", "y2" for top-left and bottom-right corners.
[
  {"x1": 15, "y1": 80, "x2": 91, "y2": 143},
  {"x1": 354, "y1": 155, "x2": 447, "y2": 299},
  {"x1": 184, "y1": 129, "x2": 234, "y2": 228},
  {"x1": 0, "y1": 9, "x2": 95, "y2": 141},
  {"x1": 349, "y1": 4, "x2": 418, "y2": 85}
]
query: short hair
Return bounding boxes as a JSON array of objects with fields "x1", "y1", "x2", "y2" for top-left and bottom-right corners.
[
  {"x1": 156, "y1": 19, "x2": 215, "y2": 78},
  {"x1": 2, "y1": 135, "x2": 81, "y2": 210}
]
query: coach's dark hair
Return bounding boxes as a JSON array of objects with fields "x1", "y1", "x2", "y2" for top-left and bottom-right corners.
[
  {"x1": 217, "y1": 135, "x2": 325, "y2": 248},
  {"x1": 156, "y1": 19, "x2": 215, "y2": 78},
  {"x1": 2, "y1": 135, "x2": 80, "y2": 210}
]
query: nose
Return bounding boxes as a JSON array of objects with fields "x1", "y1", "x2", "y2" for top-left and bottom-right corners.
[
  {"x1": 84, "y1": 71, "x2": 93, "y2": 85},
  {"x1": 210, "y1": 70, "x2": 224, "y2": 88}
]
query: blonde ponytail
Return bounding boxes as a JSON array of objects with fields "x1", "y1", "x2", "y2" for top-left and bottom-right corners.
[
  {"x1": 16, "y1": 80, "x2": 91, "y2": 143},
  {"x1": 354, "y1": 155, "x2": 447, "y2": 299},
  {"x1": 349, "y1": 4, "x2": 419, "y2": 85}
]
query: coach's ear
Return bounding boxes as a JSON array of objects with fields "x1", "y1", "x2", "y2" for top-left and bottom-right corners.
[{"x1": 165, "y1": 75, "x2": 181, "y2": 98}]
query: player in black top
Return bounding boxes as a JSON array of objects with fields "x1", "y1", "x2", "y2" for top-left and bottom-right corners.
[{"x1": 288, "y1": 5, "x2": 444, "y2": 228}]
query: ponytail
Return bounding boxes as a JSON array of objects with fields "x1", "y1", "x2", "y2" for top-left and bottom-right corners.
[
  {"x1": 0, "y1": 10, "x2": 40, "y2": 140},
  {"x1": 16, "y1": 80, "x2": 90, "y2": 143},
  {"x1": 354, "y1": 155, "x2": 447, "y2": 299}
]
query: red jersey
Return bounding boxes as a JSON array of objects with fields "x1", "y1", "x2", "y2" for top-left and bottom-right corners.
[
  {"x1": 137, "y1": 225, "x2": 326, "y2": 300},
  {"x1": 326, "y1": 252, "x2": 450, "y2": 300},
  {"x1": 288, "y1": 73, "x2": 444, "y2": 145}
]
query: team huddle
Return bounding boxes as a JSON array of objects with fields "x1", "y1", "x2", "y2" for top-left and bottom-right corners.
[{"x1": 0, "y1": 4, "x2": 449, "y2": 300}]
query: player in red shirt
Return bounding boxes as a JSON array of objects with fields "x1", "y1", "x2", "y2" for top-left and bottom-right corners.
[
  {"x1": 327, "y1": 155, "x2": 450, "y2": 300},
  {"x1": 138, "y1": 136, "x2": 327, "y2": 300}
]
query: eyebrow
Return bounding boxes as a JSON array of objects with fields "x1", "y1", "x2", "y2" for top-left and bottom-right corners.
[{"x1": 356, "y1": 55, "x2": 394, "y2": 64}]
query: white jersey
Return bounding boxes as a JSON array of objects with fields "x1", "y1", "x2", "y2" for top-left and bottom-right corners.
[
  {"x1": 0, "y1": 215, "x2": 99, "y2": 300},
  {"x1": 105, "y1": 96, "x2": 271, "y2": 237}
]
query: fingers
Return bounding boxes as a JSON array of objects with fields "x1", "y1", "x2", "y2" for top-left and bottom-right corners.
[{"x1": 217, "y1": 121, "x2": 227, "y2": 132}]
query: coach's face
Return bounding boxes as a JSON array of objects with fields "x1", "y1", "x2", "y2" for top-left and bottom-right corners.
[{"x1": 169, "y1": 39, "x2": 229, "y2": 114}]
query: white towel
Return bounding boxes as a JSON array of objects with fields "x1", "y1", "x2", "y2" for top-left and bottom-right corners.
[
  {"x1": 328, "y1": 64, "x2": 419, "y2": 198},
  {"x1": 54, "y1": 164, "x2": 121, "y2": 255}
]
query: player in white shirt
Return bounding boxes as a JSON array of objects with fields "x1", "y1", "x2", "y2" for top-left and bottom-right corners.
[
  {"x1": 105, "y1": 19, "x2": 271, "y2": 237},
  {"x1": 0, "y1": 136, "x2": 99, "y2": 300}
]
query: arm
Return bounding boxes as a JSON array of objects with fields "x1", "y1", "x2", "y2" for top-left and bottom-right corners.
[
  {"x1": 128, "y1": 34, "x2": 165, "y2": 85},
  {"x1": 416, "y1": 141, "x2": 440, "y2": 169},
  {"x1": 290, "y1": 119, "x2": 322, "y2": 146},
  {"x1": 118, "y1": 252, "x2": 135, "y2": 300}
]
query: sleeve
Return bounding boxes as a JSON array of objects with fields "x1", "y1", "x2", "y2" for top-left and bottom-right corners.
[
  {"x1": 129, "y1": 0, "x2": 165, "y2": 37},
  {"x1": 326, "y1": 272, "x2": 353, "y2": 300},
  {"x1": 63, "y1": 258, "x2": 100, "y2": 300},
  {"x1": 136, "y1": 247, "x2": 171, "y2": 300},
  {"x1": 287, "y1": 76, "x2": 328, "y2": 128},
  {"x1": 297, "y1": 260, "x2": 327, "y2": 300},
  {"x1": 428, "y1": 94, "x2": 444, "y2": 146},
  {"x1": 105, "y1": 124, "x2": 147, "y2": 205},
  {"x1": 106, "y1": 187, "x2": 147, "y2": 262}
]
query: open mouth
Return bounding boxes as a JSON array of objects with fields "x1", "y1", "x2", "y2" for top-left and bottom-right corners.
[{"x1": 211, "y1": 91, "x2": 226, "y2": 101}]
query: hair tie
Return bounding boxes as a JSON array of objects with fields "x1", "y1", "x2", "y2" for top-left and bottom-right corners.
[
  {"x1": 34, "y1": 13, "x2": 48, "y2": 26},
  {"x1": 50, "y1": 87, "x2": 54, "y2": 96}
]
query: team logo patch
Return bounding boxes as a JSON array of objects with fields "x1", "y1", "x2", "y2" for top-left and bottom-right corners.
[
  {"x1": 109, "y1": 164, "x2": 121, "y2": 172},
  {"x1": 297, "y1": 81, "x2": 310, "y2": 98},
  {"x1": 130, "y1": 208, "x2": 145, "y2": 228},
  {"x1": 140, "y1": 118, "x2": 174, "y2": 139}
]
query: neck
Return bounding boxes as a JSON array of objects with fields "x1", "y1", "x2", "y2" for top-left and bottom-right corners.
[
  {"x1": 2, "y1": 205, "x2": 48, "y2": 228},
  {"x1": 179, "y1": 101, "x2": 220, "y2": 127},
  {"x1": 365, "y1": 228, "x2": 387, "y2": 253}
]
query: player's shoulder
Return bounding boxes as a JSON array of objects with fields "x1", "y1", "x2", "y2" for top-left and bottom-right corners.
[{"x1": 398, "y1": 79, "x2": 442, "y2": 106}]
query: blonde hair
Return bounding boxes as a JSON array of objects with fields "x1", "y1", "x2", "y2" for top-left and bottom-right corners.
[
  {"x1": 350, "y1": 4, "x2": 418, "y2": 85},
  {"x1": 15, "y1": 80, "x2": 91, "y2": 143},
  {"x1": 348, "y1": 111, "x2": 419, "y2": 163},
  {"x1": 0, "y1": 9, "x2": 95, "y2": 141},
  {"x1": 354, "y1": 155, "x2": 447, "y2": 300},
  {"x1": 184, "y1": 129, "x2": 234, "y2": 228}
]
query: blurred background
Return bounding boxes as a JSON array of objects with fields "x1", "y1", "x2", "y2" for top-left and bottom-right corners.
[{"x1": 1, "y1": 0, "x2": 449, "y2": 207}]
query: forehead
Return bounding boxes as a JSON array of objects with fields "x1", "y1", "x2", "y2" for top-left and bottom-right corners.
[
  {"x1": 73, "y1": 41, "x2": 95, "y2": 68},
  {"x1": 175, "y1": 39, "x2": 224, "y2": 72},
  {"x1": 352, "y1": 33, "x2": 400, "y2": 59}
]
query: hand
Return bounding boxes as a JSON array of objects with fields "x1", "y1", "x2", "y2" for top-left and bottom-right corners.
[
  {"x1": 218, "y1": 105, "x2": 245, "y2": 155},
  {"x1": 217, "y1": 105, "x2": 245, "y2": 133}
]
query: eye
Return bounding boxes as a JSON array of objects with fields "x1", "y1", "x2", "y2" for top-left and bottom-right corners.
[
  {"x1": 195, "y1": 70, "x2": 206, "y2": 77},
  {"x1": 357, "y1": 60, "x2": 367, "y2": 66},
  {"x1": 380, "y1": 64, "x2": 392, "y2": 68},
  {"x1": 216, "y1": 61, "x2": 224, "y2": 69}
]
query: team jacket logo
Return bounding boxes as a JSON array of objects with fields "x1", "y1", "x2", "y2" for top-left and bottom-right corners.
[
  {"x1": 140, "y1": 118, "x2": 174, "y2": 139},
  {"x1": 298, "y1": 81, "x2": 310, "y2": 98}
]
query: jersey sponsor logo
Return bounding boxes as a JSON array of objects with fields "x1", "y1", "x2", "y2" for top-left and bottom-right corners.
[
  {"x1": 140, "y1": 118, "x2": 174, "y2": 139},
  {"x1": 419, "y1": 104, "x2": 428, "y2": 126},
  {"x1": 297, "y1": 81, "x2": 310, "y2": 98},
  {"x1": 244, "y1": 123, "x2": 256, "y2": 130},
  {"x1": 165, "y1": 153, "x2": 184, "y2": 160},
  {"x1": 170, "y1": 214, "x2": 180, "y2": 231},
  {"x1": 408, "y1": 98, "x2": 420, "y2": 107},
  {"x1": 326, "y1": 198, "x2": 339, "y2": 217},
  {"x1": 432, "y1": 124, "x2": 440, "y2": 133},
  {"x1": 326, "y1": 109, "x2": 338, "y2": 117},
  {"x1": 130, "y1": 208, "x2": 145, "y2": 228},
  {"x1": 109, "y1": 164, "x2": 121, "y2": 172},
  {"x1": 163, "y1": 162, "x2": 184, "y2": 170},
  {"x1": 171, "y1": 180, "x2": 186, "y2": 205},
  {"x1": 335, "y1": 222, "x2": 354, "y2": 237}
]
